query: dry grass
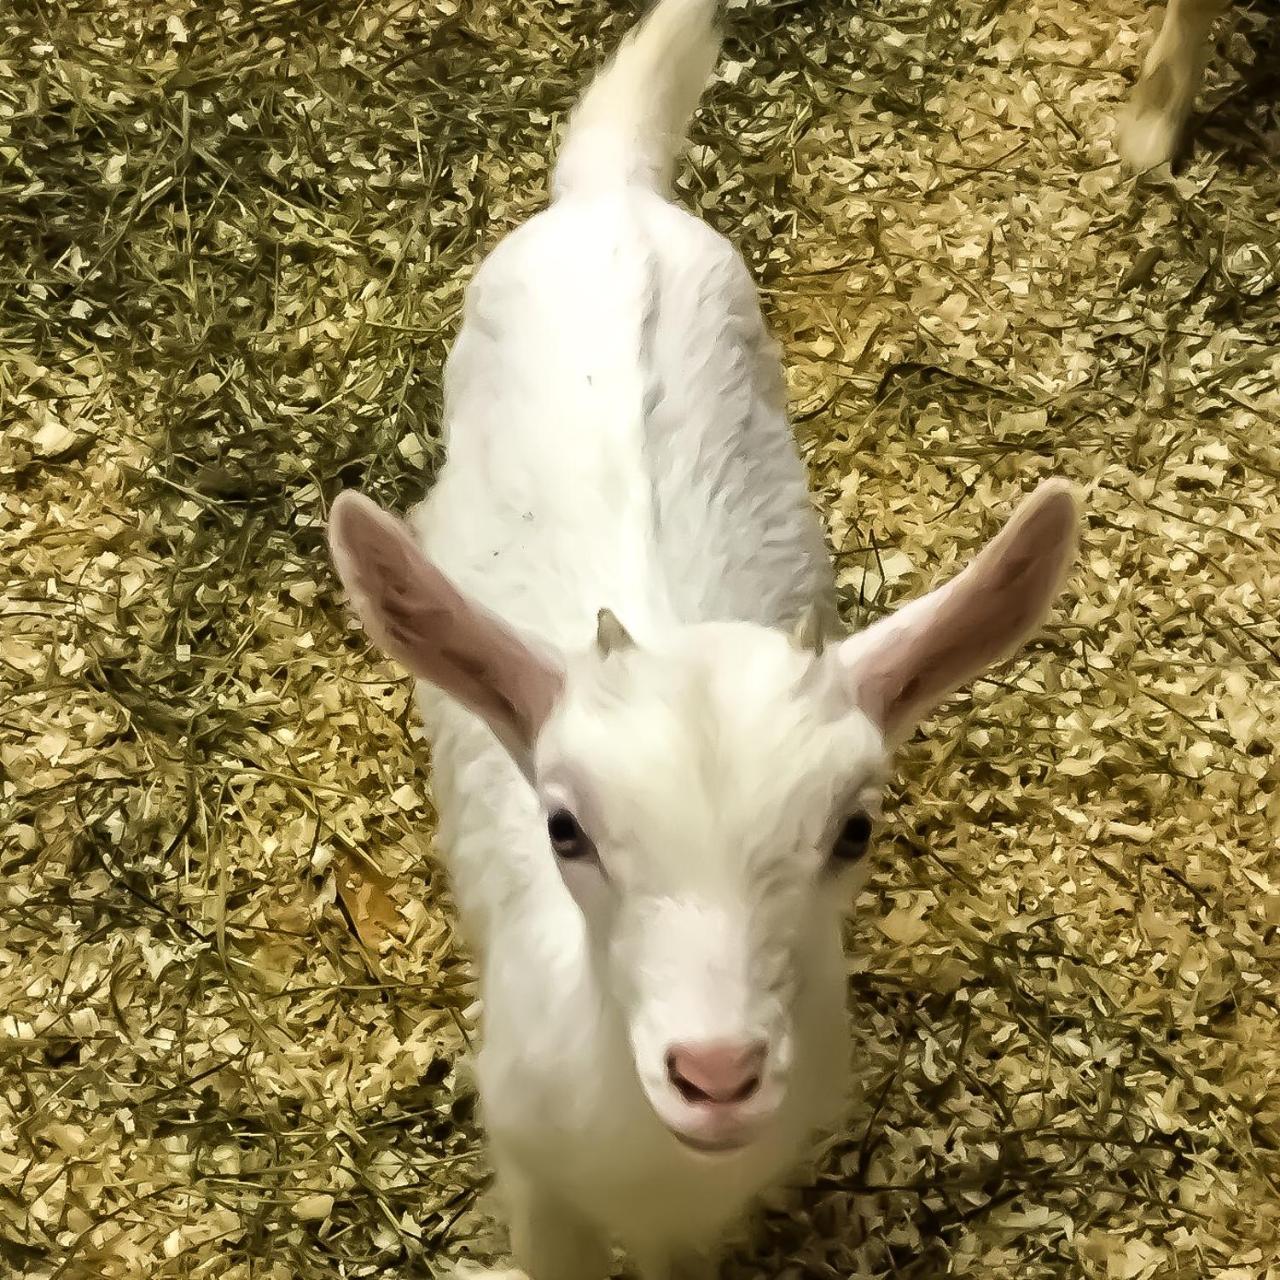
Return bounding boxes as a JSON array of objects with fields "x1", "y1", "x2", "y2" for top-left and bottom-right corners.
[{"x1": 2, "y1": 0, "x2": 1278, "y2": 1277}]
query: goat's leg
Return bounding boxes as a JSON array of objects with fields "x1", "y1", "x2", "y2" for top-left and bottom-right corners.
[
  {"x1": 498, "y1": 1163, "x2": 610, "y2": 1280},
  {"x1": 1119, "y1": 0, "x2": 1232, "y2": 167},
  {"x1": 634, "y1": 1250, "x2": 718, "y2": 1280}
]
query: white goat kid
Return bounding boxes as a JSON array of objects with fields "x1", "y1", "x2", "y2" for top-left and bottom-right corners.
[
  {"x1": 327, "y1": 0, "x2": 1080, "y2": 1275},
  {"x1": 1120, "y1": 0, "x2": 1232, "y2": 168}
]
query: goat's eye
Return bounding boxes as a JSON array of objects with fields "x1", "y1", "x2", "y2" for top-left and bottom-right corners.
[
  {"x1": 831, "y1": 812, "x2": 873, "y2": 863},
  {"x1": 548, "y1": 809, "x2": 590, "y2": 859}
]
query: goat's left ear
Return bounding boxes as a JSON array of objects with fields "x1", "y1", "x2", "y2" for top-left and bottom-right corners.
[{"x1": 836, "y1": 479, "x2": 1079, "y2": 742}]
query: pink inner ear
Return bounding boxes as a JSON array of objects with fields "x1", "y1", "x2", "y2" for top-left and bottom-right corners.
[
  {"x1": 845, "y1": 479, "x2": 1078, "y2": 738},
  {"x1": 328, "y1": 491, "x2": 563, "y2": 757}
]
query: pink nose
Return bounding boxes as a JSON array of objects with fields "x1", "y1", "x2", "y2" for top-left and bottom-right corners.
[{"x1": 666, "y1": 1041, "x2": 766, "y2": 1106}]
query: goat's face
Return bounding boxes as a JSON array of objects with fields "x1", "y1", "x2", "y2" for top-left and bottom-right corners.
[
  {"x1": 327, "y1": 479, "x2": 1078, "y2": 1154},
  {"x1": 534, "y1": 624, "x2": 883, "y2": 1153}
]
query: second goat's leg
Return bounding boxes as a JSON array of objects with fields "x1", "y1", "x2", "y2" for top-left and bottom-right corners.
[{"x1": 1119, "y1": 0, "x2": 1231, "y2": 168}]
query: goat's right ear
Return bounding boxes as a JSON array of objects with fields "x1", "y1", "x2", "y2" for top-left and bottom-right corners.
[{"x1": 328, "y1": 490, "x2": 563, "y2": 770}]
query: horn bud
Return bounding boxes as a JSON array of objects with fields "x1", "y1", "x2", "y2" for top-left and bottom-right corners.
[
  {"x1": 596, "y1": 608, "x2": 634, "y2": 656},
  {"x1": 792, "y1": 604, "x2": 826, "y2": 656}
]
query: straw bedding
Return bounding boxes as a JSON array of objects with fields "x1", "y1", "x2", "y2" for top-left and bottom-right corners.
[{"x1": 2, "y1": 0, "x2": 1278, "y2": 1276}]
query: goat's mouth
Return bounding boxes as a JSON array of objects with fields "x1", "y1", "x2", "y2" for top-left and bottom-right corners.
[{"x1": 667, "y1": 1126, "x2": 752, "y2": 1156}]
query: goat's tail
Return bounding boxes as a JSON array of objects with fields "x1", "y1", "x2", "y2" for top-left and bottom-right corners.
[{"x1": 552, "y1": 0, "x2": 722, "y2": 200}]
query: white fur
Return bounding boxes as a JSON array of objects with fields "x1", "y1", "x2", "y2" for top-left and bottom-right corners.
[
  {"x1": 553, "y1": 0, "x2": 722, "y2": 197},
  {"x1": 1119, "y1": 0, "x2": 1230, "y2": 169},
  {"x1": 327, "y1": 2, "x2": 1079, "y2": 1274}
]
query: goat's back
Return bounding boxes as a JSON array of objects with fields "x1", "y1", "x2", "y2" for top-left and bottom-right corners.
[{"x1": 413, "y1": 189, "x2": 833, "y2": 651}]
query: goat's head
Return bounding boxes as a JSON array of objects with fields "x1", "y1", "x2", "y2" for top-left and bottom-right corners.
[{"x1": 328, "y1": 480, "x2": 1078, "y2": 1155}]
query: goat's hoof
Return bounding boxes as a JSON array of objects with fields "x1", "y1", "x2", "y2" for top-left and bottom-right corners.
[{"x1": 1118, "y1": 105, "x2": 1181, "y2": 170}]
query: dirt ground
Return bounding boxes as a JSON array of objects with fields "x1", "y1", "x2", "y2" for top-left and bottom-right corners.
[{"x1": 2, "y1": 0, "x2": 1278, "y2": 1277}]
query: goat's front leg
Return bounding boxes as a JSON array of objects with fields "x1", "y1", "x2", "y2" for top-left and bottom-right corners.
[
  {"x1": 1119, "y1": 0, "x2": 1232, "y2": 168},
  {"x1": 497, "y1": 1161, "x2": 610, "y2": 1280},
  {"x1": 634, "y1": 1250, "x2": 719, "y2": 1280}
]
